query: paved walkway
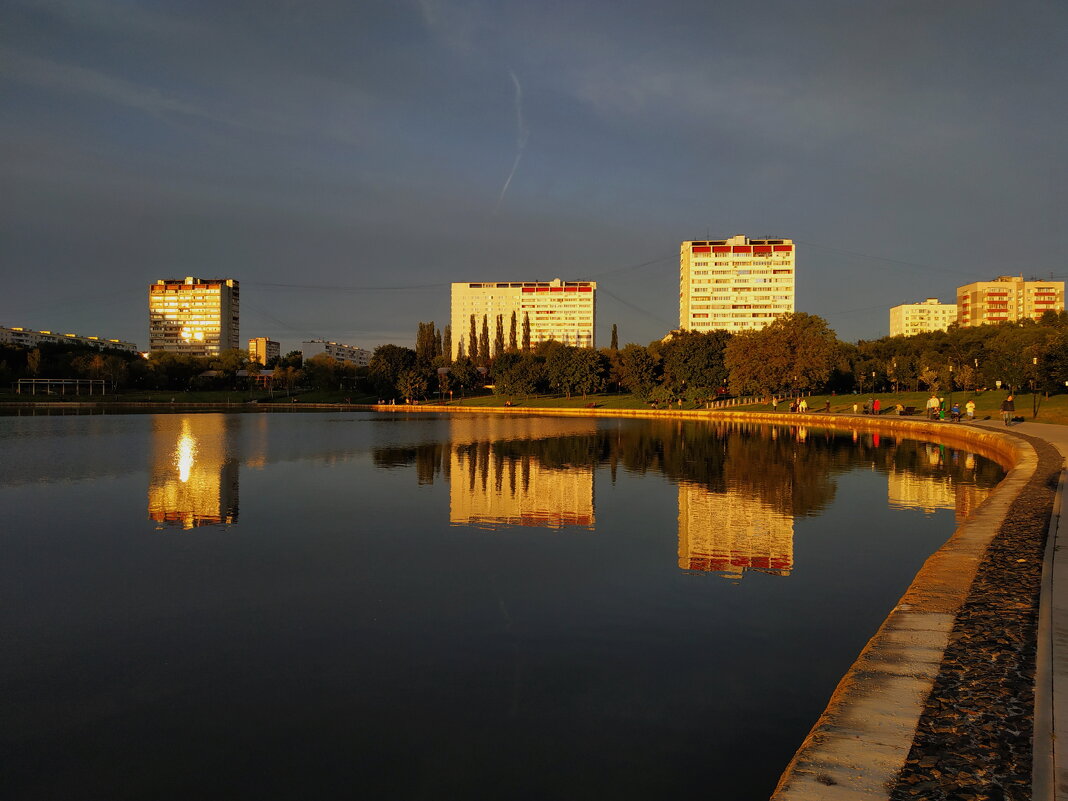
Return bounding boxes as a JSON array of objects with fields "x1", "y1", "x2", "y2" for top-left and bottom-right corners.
[{"x1": 971, "y1": 419, "x2": 1068, "y2": 801}]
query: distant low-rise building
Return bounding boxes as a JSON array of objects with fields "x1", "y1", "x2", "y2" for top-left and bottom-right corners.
[
  {"x1": 248, "y1": 337, "x2": 280, "y2": 365},
  {"x1": 956, "y1": 275, "x2": 1064, "y2": 327},
  {"x1": 0, "y1": 325, "x2": 137, "y2": 352},
  {"x1": 301, "y1": 339, "x2": 371, "y2": 367},
  {"x1": 889, "y1": 298, "x2": 958, "y2": 337}
]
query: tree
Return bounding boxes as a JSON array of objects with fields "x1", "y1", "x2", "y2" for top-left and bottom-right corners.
[
  {"x1": 610, "y1": 324, "x2": 618, "y2": 351},
  {"x1": 396, "y1": 368, "x2": 429, "y2": 401},
  {"x1": 616, "y1": 343, "x2": 659, "y2": 399},
  {"x1": 442, "y1": 325, "x2": 452, "y2": 365},
  {"x1": 656, "y1": 330, "x2": 731, "y2": 402},
  {"x1": 494, "y1": 314, "x2": 505, "y2": 358},
  {"x1": 509, "y1": 311, "x2": 518, "y2": 352},
  {"x1": 469, "y1": 314, "x2": 478, "y2": 364},
  {"x1": 522, "y1": 312, "x2": 531, "y2": 352},
  {"x1": 545, "y1": 344, "x2": 605, "y2": 399},
  {"x1": 479, "y1": 316, "x2": 490, "y2": 367},
  {"x1": 415, "y1": 322, "x2": 438, "y2": 366},
  {"x1": 725, "y1": 313, "x2": 841, "y2": 396},
  {"x1": 27, "y1": 348, "x2": 41, "y2": 377},
  {"x1": 448, "y1": 357, "x2": 480, "y2": 397},
  {"x1": 369, "y1": 344, "x2": 416, "y2": 398}
]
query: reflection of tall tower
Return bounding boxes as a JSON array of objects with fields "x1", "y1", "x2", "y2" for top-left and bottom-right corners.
[
  {"x1": 148, "y1": 415, "x2": 239, "y2": 529},
  {"x1": 449, "y1": 444, "x2": 594, "y2": 530},
  {"x1": 677, "y1": 482, "x2": 794, "y2": 578}
]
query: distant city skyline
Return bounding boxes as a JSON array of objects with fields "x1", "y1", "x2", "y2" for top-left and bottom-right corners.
[{"x1": 4, "y1": 1, "x2": 1065, "y2": 352}]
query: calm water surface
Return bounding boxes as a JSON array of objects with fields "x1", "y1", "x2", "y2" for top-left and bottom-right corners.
[{"x1": 0, "y1": 412, "x2": 1004, "y2": 800}]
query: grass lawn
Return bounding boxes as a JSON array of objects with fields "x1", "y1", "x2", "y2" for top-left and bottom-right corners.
[{"x1": 444, "y1": 389, "x2": 1068, "y2": 424}]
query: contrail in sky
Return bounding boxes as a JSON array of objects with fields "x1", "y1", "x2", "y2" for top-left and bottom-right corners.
[{"x1": 496, "y1": 69, "x2": 529, "y2": 211}]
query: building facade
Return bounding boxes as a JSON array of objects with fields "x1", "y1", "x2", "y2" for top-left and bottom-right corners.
[
  {"x1": 450, "y1": 279, "x2": 596, "y2": 359},
  {"x1": 0, "y1": 325, "x2": 136, "y2": 352},
  {"x1": 680, "y1": 235, "x2": 795, "y2": 333},
  {"x1": 889, "y1": 298, "x2": 958, "y2": 337},
  {"x1": 301, "y1": 339, "x2": 371, "y2": 367},
  {"x1": 148, "y1": 277, "x2": 239, "y2": 356},
  {"x1": 956, "y1": 275, "x2": 1064, "y2": 327},
  {"x1": 248, "y1": 337, "x2": 280, "y2": 365}
]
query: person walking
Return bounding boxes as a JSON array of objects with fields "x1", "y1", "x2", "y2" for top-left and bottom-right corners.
[
  {"x1": 798, "y1": 398, "x2": 808, "y2": 413},
  {"x1": 965, "y1": 399, "x2": 976, "y2": 421},
  {"x1": 1001, "y1": 395, "x2": 1015, "y2": 426}
]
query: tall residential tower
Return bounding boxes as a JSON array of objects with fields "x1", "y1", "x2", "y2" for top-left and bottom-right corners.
[
  {"x1": 680, "y1": 235, "x2": 794, "y2": 333},
  {"x1": 149, "y1": 277, "x2": 239, "y2": 356}
]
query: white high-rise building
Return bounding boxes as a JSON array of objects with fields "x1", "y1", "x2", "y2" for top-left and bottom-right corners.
[
  {"x1": 679, "y1": 235, "x2": 795, "y2": 333},
  {"x1": 889, "y1": 298, "x2": 958, "y2": 337},
  {"x1": 450, "y1": 279, "x2": 595, "y2": 359}
]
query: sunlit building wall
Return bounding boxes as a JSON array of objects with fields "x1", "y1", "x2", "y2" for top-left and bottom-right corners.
[
  {"x1": 301, "y1": 339, "x2": 371, "y2": 366},
  {"x1": 450, "y1": 279, "x2": 596, "y2": 358},
  {"x1": 0, "y1": 325, "x2": 137, "y2": 352},
  {"x1": 680, "y1": 235, "x2": 795, "y2": 333},
  {"x1": 449, "y1": 445, "x2": 594, "y2": 529},
  {"x1": 248, "y1": 337, "x2": 280, "y2": 365},
  {"x1": 148, "y1": 415, "x2": 239, "y2": 529},
  {"x1": 956, "y1": 275, "x2": 1064, "y2": 327},
  {"x1": 887, "y1": 468, "x2": 991, "y2": 524},
  {"x1": 677, "y1": 481, "x2": 794, "y2": 578},
  {"x1": 149, "y1": 277, "x2": 239, "y2": 356},
  {"x1": 448, "y1": 415, "x2": 599, "y2": 447},
  {"x1": 889, "y1": 298, "x2": 957, "y2": 337}
]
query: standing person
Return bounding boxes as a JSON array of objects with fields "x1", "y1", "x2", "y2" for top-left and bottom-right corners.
[
  {"x1": 824, "y1": 399, "x2": 831, "y2": 414},
  {"x1": 926, "y1": 395, "x2": 940, "y2": 419},
  {"x1": 799, "y1": 398, "x2": 808, "y2": 413},
  {"x1": 1001, "y1": 395, "x2": 1015, "y2": 426},
  {"x1": 965, "y1": 399, "x2": 976, "y2": 420},
  {"x1": 872, "y1": 398, "x2": 881, "y2": 415},
  {"x1": 772, "y1": 396, "x2": 778, "y2": 411},
  {"x1": 790, "y1": 398, "x2": 798, "y2": 413}
]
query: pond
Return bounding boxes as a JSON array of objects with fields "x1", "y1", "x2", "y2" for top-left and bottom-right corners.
[{"x1": 0, "y1": 411, "x2": 1004, "y2": 800}]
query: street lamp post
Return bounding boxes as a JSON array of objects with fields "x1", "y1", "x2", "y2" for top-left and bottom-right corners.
[
  {"x1": 948, "y1": 364, "x2": 954, "y2": 411},
  {"x1": 1033, "y1": 356, "x2": 1039, "y2": 419}
]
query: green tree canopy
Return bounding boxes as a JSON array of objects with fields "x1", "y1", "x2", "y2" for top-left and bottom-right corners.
[{"x1": 725, "y1": 313, "x2": 841, "y2": 395}]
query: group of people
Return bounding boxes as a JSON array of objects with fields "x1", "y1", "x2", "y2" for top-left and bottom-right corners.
[{"x1": 924, "y1": 395, "x2": 977, "y2": 422}]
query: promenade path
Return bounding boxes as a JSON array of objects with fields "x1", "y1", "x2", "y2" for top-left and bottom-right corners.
[{"x1": 971, "y1": 419, "x2": 1068, "y2": 801}]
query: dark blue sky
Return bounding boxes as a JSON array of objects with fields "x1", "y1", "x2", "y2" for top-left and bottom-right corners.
[{"x1": 3, "y1": 0, "x2": 1066, "y2": 352}]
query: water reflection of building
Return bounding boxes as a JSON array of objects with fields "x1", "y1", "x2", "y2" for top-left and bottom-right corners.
[
  {"x1": 887, "y1": 470, "x2": 990, "y2": 524},
  {"x1": 449, "y1": 444, "x2": 594, "y2": 530},
  {"x1": 677, "y1": 482, "x2": 794, "y2": 578},
  {"x1": 148, "y1": 415, "x2": 239, "y2": 529}
]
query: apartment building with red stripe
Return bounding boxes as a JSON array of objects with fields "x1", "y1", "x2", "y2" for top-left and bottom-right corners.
[
  {"x1": 680, "y1": 235, "x2": 795, "y2": 333},
  {"x1": 955, "y1": 275, "x2": 1064, "y2": 327}
]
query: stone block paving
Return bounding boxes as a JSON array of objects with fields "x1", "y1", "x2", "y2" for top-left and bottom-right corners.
[{"x1": 890, "y1": 427, "x2": 1060, "y2": 801}]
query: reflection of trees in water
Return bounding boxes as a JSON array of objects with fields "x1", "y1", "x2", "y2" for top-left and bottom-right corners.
[{"x1": 370, "y1": 421, "x2": 1003, "y2": 517}]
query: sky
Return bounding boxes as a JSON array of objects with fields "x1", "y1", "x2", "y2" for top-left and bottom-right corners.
[{"x1": 2, "y1": 0, "x2": 1066, "y2": 353}]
